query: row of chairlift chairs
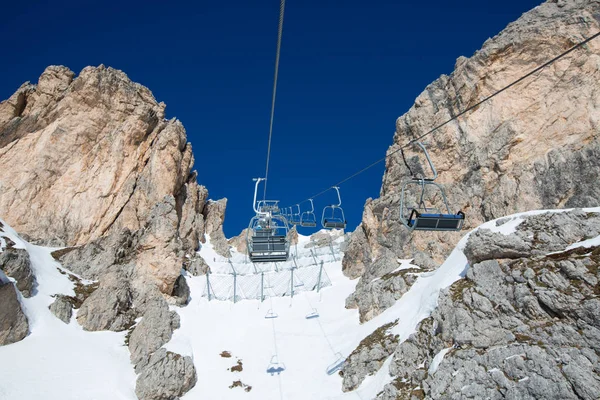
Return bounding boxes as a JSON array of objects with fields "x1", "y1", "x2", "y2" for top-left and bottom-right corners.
[
  {"x1": 246, "y1": 141, "x2": 464, "y2": 264},
  {"x1": 250, "y1": 142, "x2": 465, "y2": 377},
  {"x1": 246, "y1": 179, "x2": 347, "y2": 264}
]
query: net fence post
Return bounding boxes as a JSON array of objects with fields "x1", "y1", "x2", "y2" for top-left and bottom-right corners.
[
  {"x1": 233, "y1": 271, "x2": 237, "y2": 303},
  {"x1": 206, "y1": 270, "x2": 211, "y2": 301},
  {"x1": 261, "y1": 272, "x2": 264, "y2": 302},
  {"x1": 317, "y1": 260, "x2": 323, "y2": 292},
  {"x1": 310, "y1": 249, "x2": 319, "y2": 266},
  {"x1": 329, "y1": 236, "x2": 337, "y2": 261}
]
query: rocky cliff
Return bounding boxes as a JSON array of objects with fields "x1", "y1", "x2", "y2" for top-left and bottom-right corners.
[
  {"x1": 0, "y1": 65, "x2": 228, "y2": 399},
  {"x1": 343, "y1": 0, "x2": 600, "y2": 322},
  {"x1": 373, "y1": 209, "x2": 600, "y2": 400}
]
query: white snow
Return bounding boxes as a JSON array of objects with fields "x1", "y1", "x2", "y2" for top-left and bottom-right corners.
[
  {"x1": 428, "y1": 347, "x2": 453, "y2": 375},
  {"x1": 565, "y1": 234, "x2": 600, "y2": 250},
  {"x1": 0, "y1": 220, "x2": 136, "y2": 400},
  {"x1": 1, "y1": 206, "x2": 599, "y2": 399}
]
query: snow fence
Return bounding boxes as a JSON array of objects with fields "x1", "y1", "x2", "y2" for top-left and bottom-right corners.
[{"x1": 203, "y1": 262, "x2": 332, "y2": 302}]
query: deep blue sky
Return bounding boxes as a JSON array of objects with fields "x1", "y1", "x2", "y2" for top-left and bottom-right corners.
[{"x1": 1, "y1": 0, "x2": 542, "y2": 237}]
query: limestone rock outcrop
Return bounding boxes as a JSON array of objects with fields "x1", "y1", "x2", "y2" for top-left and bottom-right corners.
[
  {"x1": 373, "y1": 209, "x2": 600, "y2": 400},
  {"x1": 0, "y1": 248, "x2": 35, "y2": 297},
  {"x1": 0, "y1": 65, "x2": 231, "y2": 397},
  {"x1": 135, "y1": 349, "x2": 197, "y2": 400},
  {"x1": 0, "y1": 281, "x2": 29, "y2": 345},
  {"x1": 203, "y1": 199, "x2": 230, "y2": 257},
  {"x1": 49, "y1": 294, "x2": 73, "y2": 324},
  {"x1": 344, "y1": 0, "x2": 600, "y2": 322}
]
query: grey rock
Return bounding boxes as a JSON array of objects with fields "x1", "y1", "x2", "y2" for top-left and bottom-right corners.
[
  {"x1": 135, "y1": 349, "x2": 197, "y2": 400},
  {"x1": 342, "y1": 321, "x2": 399, "y2": 391},
  {"x1": 344, "y1": 0, "x2": 600, "y2": 322},
  {"x1": 203, "y1": 198, "x2": 230, "y2": 258},
  {"x1": 49, "y1": 294, "x2": 73, "y2": 324},
  {"x1": 171, "y1": 274, "x2": 190, "y2": 306},
  {"x1": 464, "y1": 229, "x2": 531, "y2": 264},
  {"x1": 0, "y1": 248, "x2": 36, "y2": 297},
  {"x1": 0, "y1": 282, "x2": 29, "y2": 345},
  {"x1": 129, "y1": 298, "x2": 180, "y2": 372},
  {"x1": 186, "y1": 255, "x2": 209, "y2": 276},
  {"x1": 371, "y1": 209, "x2": 600, "y2": 400},
  {"x1": 77, "y1": 270, "x2": 136, "y2": 331},
  {"x1": 54, "y1": 229, "x2": 135, "y2": 280}
]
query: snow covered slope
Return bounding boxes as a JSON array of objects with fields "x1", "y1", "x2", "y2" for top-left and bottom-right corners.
[
  {"x1": 0, "y1": 220, "x2": 136, "y2": 400},
  {"x1": 2, "y1": 208, "x2": 598, "y2": 399}
]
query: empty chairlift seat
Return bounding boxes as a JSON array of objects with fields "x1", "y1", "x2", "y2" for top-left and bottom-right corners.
[
  {"x1": 407, "y1": 209, "x2": 465, "y2": 231},
  {"x1": 249, "y1": 228, "x2": 289, "y2": 262},
  {"x1": 246, "y1": 177, "x2": 291, "y2": 263},
  {"x1": 321, "y1": 187, "x2": 347, "y2": 230},
  {"x1": 300, "y1": 199, "x2": 317, "y2": 228},
  {"x1": 399, "y1": 142, "x2": 466, "y2": 233}
]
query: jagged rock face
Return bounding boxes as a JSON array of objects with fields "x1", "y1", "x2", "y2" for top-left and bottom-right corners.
[
  {"x1": 374, "y1": 209, "x2": 600, "y2": 400},
  {"x1": 49, "y1": 294, "x2": 73, "y2": 324},
  {"x1": 0, "y1": 65, "x2": 195, "y2": 247},
  {"x1": 0, "y1": 282, "x2": 29, "y2": 345},
  {"x1": 0, "y1": 65, "x2": 217, "y2": 398},
  {"x1": 135, "y1": 348, "x2": 197, "y2": 400},
  {"x1": 0, "y1": 248, "x2": 35, "y2": 297},
  {"x1": 344, "y1": 0, "x2": 600, "y2": 321},
  {"x1": 203, "y1": 198, "x2": 230, "y2": 257},
  {"x1": 228, "y1": 228, "x2": 250, "y2": 254}
]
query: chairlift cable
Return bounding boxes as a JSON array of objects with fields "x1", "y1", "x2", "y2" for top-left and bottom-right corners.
[
  {"x1": 263, "y1": 0, "x2": 286, "y2": 201},
  {"x1": 285, "y1": 31, "x2": 600, "y2": 207}
]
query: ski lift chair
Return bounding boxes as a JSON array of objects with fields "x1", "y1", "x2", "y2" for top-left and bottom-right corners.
[
  {"x1": 321, "y1": 187, "x2": 347, "y2": 230},
  {"x1": 300, "y1": 199, "x2": 317, "y2": 227},
  {"x1": 246, "y1": 178, "x2": 290, "y2": 262},
  {"x1": 399, "y1": 142, "x2": 465, "y2": 232},
  {"x1": 290, "y1": 204, "x2": 301, "y2": 226}
]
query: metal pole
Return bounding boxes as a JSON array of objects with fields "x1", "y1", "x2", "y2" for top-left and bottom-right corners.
[
  {"x1": 291, "y1": 268, "x2": 294, "y2": 298},
  {"x1": 206, "y1": 271, "x2": 211, "y2": 301},
  {"x1": 317, "y1": 261, "x2": 323, "y2": 292},
  {"x1": 311, "y1": 249, "x2": 318, "y2": 266},
  {"x1": 261, "y1": 272, "x2": 264, "y2": 302},
  {"x1": 233, "y1": 271, "x2": 237, "y2": 303}
]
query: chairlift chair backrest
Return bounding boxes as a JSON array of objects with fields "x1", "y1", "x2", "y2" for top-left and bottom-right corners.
[
  {"x1": 321, "y1": 187, "x2": 347, "y2": 230},
  {"x1": 300, "y1": 199, "x2": 317, "y2": 227},
  {"x1": 247, "y1": 178, "x2": 291, "y2": 262},
  {"x1": 398, "y1": 142, "x2": 465, "y2": 232}
]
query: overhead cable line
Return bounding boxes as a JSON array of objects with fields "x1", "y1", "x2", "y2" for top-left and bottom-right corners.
[
  {"x1": 263, "y1": 0, "x2": 286, "y2": 201},
  {"x1": 286, "y1": 30, "x2": 600, "y2": 208}
]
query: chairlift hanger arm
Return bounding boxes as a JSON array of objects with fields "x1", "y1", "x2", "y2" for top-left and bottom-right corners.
[{"x1": 252, "y1": 178, "x2": 266, "y2": 214}]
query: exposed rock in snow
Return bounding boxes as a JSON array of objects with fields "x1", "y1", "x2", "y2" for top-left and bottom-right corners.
[
  {"x1": 203, "y1": 199, "x2": 230, "y2": 258},
  {"x1": 344, "y1": 0, "x2": 600, "y2": 321},
  {"x1": 0, "y1": 64, "x2": 223, "y2": 299},
  {"x1": 341, "y1": 320, "x2": 399, "y2": 392},
  {"x1": 0, "y1": 281, "x2": 28, "y2": 345},
  {"x1": 76, "y1": 268, "x2": 136, "y2": 332},
  {"x1": 135, "y1": 348, "x2": 197, "y2": 400},
  {"x1": 374, "y1": 209, "x2": 600, "y2": 399},
  {"x1": 49, "y1": 294, "x2": 73, "y2": 324},
  {"x1": 0, "y1": 248, "x2": 36, "y2": 297},
  {"x1": 129, "y1": 298, "x2": 181, "y2": 372}
]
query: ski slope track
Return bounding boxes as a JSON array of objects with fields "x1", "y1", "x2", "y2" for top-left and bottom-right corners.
[{"x1": 1, "y1": 207, "x2": 599, "y2": 399}]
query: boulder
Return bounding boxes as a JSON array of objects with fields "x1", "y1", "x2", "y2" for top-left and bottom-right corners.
[
  {"x1": 49, "y1": 294, "x2": 73, "y2": 324},
  {"x1": 135, "y1": 349, "x2": 197, "y2": 400},
  {"x1": 0, "y1": 248, "x2": 36, "y2": 297},
  {"x1": 0, "y1": 282, "x2": 28, "y2": 345}
]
